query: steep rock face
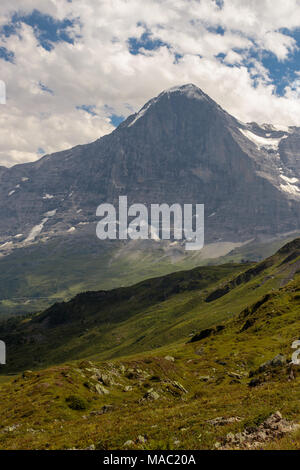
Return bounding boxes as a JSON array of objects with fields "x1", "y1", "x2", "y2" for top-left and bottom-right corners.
[{"x1": 0, "y1": 83, "x2": 300, "y2": 251}]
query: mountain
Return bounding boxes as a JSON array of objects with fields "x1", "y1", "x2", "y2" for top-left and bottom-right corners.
[
  {"x1": 1, "y1": 83, "x2": 300, "y2": 315},
  {"x1": 1, "y1": 83, "x2": 300, "y2": 246},
  {"x1": 1, "y1": 238, "x2": 300, "y2": 449}
]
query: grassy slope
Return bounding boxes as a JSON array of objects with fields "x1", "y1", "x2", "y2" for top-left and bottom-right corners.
[
  {"x1": 0, "y1": 263, "x2": 247, "y2": 372},
  {"x1": 1, "y1": 278, "x2": 300, "y2": 450},
  {"x1": 1, "y1": 239, "x2": 300, "y2": 449},
  {"x1": 2, "y1": 238, "x2": 300, "y2": 374}
]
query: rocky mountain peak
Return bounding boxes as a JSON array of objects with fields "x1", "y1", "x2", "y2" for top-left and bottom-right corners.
[
  {"x1": 123, "y1": 83, "x2": 221, "y2": 130},
  {"x1": 160, "y1": 83, "x2": 208, "y2": 98},
  {"x1": 0, "y1": 85, "x2": 300, "y2": 255}
]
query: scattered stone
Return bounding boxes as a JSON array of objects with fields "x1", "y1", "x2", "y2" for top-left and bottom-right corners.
[
  {"x1": 172, "y1": 381, "x2": 188, "y2": 394},
  {"x1": 199, "y1": 376, "x2": 210, "y2": 382},
  {"x1": 272, "y1": 355, "x2": 287, "y2": 367},
  {"x1": 164, "y1": 356, "x2": 175, "y2": 362},
  {"x1": 123, "y1": 440, "x2": 135, "y2": 448},
  {"x1": 95, "y1": 383, "x2": 109, "y2": 395},
  {"x1": 258, "y1": 354, "x2": 287, "y2": 372},
  {"x1": 228, "y1": 372, "x2": 242, "y2": 380},
  {"x1": 3, "y1": 424, "x2": 20, "y2": 433},
  {"x1": 22, "y1": 370, "x2": 34, "y2": 379},
  {"x1": 207, "y1": 416, "x2": 242, "y2": 426},
  {"x1": 216, "y1": 412, "x2": 300, "y2": 449},
  {"x1": 99, "y1": 373, "x2": 114, "y2": 387},
  {"x1": 143, "y1": 388, "x2": 160, "y2": 401},
  {"x1": 195, "y1": 348, "x2": 204, "y2": 356},
  {"x1": 225, "y1": 432, "x2": 235, "y2": 442},
  {"x1": 101, "y1": 405, "x2": 114, "y2": 414},
  {"x1": 84, "y1": 444, "x2": 95, "y2": 450},
  {"x1": 235, "y1": 432, "x2": 245, "y2": 444},
  {"x1": 83, "y1": 381, "x2": 94, "y2": 390}
]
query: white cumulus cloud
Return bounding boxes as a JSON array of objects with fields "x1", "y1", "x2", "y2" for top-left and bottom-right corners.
[{"x1": 0, "y1": 0, "x2": 299, "y2": 166}]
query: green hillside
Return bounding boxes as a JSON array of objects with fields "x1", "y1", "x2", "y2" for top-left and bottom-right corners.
[
  {"x1": 0, "y1": 232, "x2": 296, "y2": 317},
  {"x1": 1, "y1": 239, "x2": 300, "y2": 449}
]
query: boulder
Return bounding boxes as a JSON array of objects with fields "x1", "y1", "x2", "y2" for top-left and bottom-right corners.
[
  {"x1": 258, "y1": 354, "x2": 286, "y2": 372},
  {"x1": 164, "y1": 356, "x2": 175, "y2": 362},
  {"x1": 172, "y1": 381, "x2": 188, "y2": 394},
  {"x1": 22, "y1": 370, "x2": 34, "y2": 379},
  {"x1": 123, "y1": 440, "x2": 135, "y2": 448},
  {"x1": 143, "y1": 388, "x2": 160, "y2": 401},
  {"x1": 95, "y1": 383, "x2": 109, "y2": 395}
]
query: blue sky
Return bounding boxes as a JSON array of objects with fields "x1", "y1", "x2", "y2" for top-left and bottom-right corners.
[
  {"x1": 128, "y1": 24, "x2": 300, "y2": 96},
  {"x1": 0, "y1": 0, "x2": 299, "y2": 166},
  {"x1": 2, "y1": 7, "x2": 299, "y2": 96},
  {"x1": 2, "y1": 10, "x2": 78, "y2": 50},
  {"x1": 261, "y1": 28, "x2": 300, "y2": 95}
]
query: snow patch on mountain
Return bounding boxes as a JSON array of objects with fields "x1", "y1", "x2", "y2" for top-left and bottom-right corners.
[
  {"x1": 163, "y1": 84, "x2": 207, "y2": 101},
  {"x1": 239, "y1": 128, "x2": 284, "y2": 150},
  {"x1": 278, "y1": 174, "x2": 300, "y2": 195},
  {"x1": 261, "y1": 123, "x2": 291, "y2": 133},
  {"x1": 128, "y1": 99, "x2": 156, "y2": 127},
  {"x1": 280, "y1": 183, "x2": 300, "y2": 195},
  {"x1": 280, "y1": 175, "x2": 299, "y2": 184},
  {"x1": 0, "y1": 241, "x2": 13, "y2": 249},
  {"x1": 44, "y1": 209, "x2": 57, "y2": 217},
  {"x1": 24, "y1": 218, "x2": 49, "y2": 243}
]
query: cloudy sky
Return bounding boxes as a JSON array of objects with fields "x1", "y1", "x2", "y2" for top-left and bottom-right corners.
[{"x1": 0, "y1": 0, "x2": 300, "y2": 167}]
